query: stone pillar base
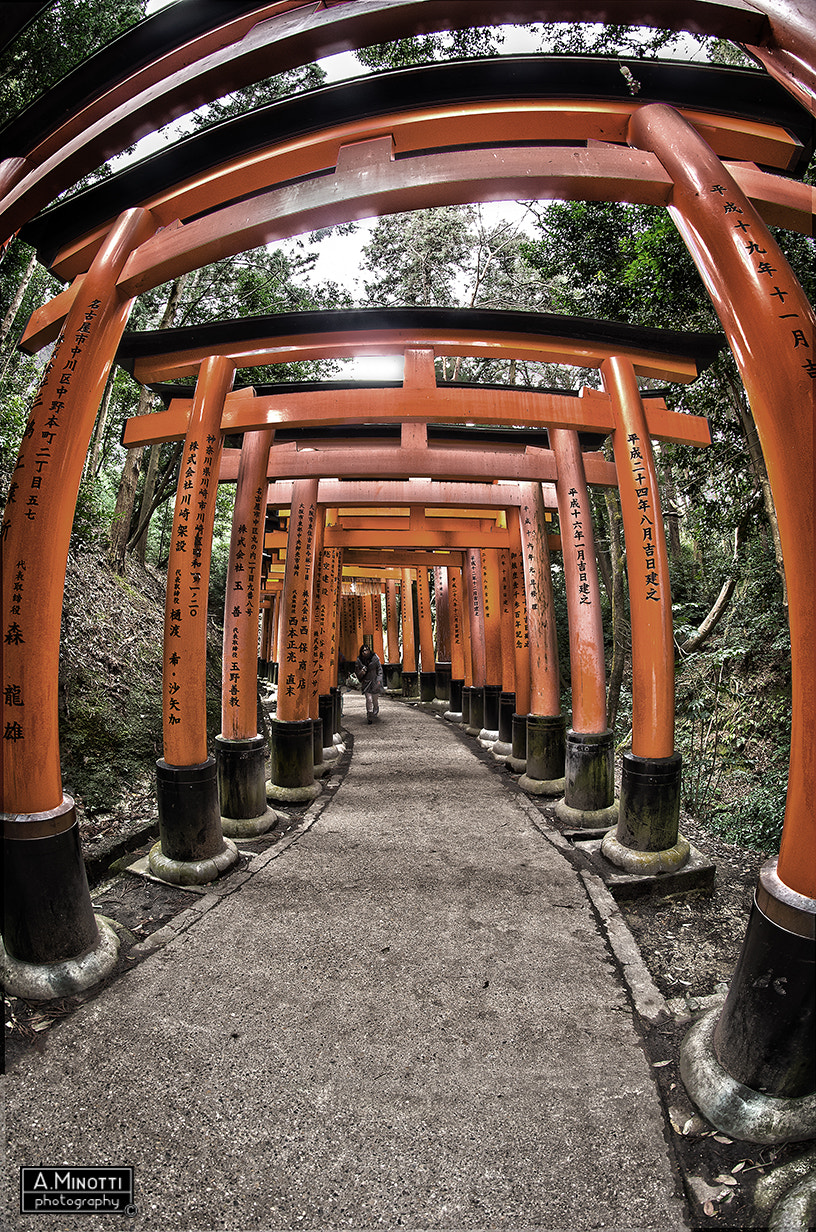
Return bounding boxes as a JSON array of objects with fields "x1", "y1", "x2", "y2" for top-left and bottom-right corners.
[
  {"x1": 216, "y1": 734, "x2": 274, "y2": 832},
  {"x1": 554, "y1": 798, "x2": 619, "y2": 829},
  {"x1": 563, "y1": 728, "x2": 616, "y2": 818},
  {"x1": 155, "y1": 756, "x2": 229, "y2": 870},
  {"x1": 519, "y1": 772, "x2": 565, "y2": 797},
  {"x1": 466, "y1": 688, "x2": 485, "y2": 737},
  {"x1": 681, "y1": 859, "x2": 815, "y2": 1141},
  {"x1": 222, "y1": 807, "x2": 279, "y2": 839},
  {"x1": 384, "y1": 662, "x2": 402, "y2": 692},
  {"x1": 419, "y1": 671, "x2": 436, "y2": 703},
  {"x1": 460, "y1": 686, "x2": 474, "y2": 729},
  {"x1": 521, "y1": 713, "x2": 565, "y2": 792},
  {"x1": 3, "y1": 796, "x2": 99, "y2": 965},
  {"x1": 507, "y1": 713, "x2": 528, "y2": 773},
  {"x1": 149, "y1": 838, "x2": 239, "y2": 886},
  {"x1": 491, "y1": 740, "x2": 513, "y2": 761},
  {"x1": 401, "y1": 670, "x2": 419, "y2": 701},
  {"x1": 267, "y1": 717, "x2": 321, "y2": 802},
  {"x1": 0, "y1": 916, "x2": 119, "y2": 1001},
  {"x1": 681, "y1": 1008, "x2": 816, "y2": 1145},
  {"x1": 615, "y1": 750, "x2": 685, "y2": 860},
  {"x1": 601, "y1": 830, "x2": 690, "y2": 873}
]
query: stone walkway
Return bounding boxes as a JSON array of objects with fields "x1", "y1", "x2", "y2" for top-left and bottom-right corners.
[{"x1": 4, "y1": 692, "x2": 688, "y2": 1231}]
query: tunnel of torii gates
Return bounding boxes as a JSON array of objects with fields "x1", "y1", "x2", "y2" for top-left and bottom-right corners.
[{"x1": 1, "y1": 1, "x2": 815, "y2": 1144}]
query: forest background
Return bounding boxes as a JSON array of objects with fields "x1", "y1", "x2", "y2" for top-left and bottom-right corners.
[{"x1": 1, "y1": 0, "x2": 814, "y2": 853}]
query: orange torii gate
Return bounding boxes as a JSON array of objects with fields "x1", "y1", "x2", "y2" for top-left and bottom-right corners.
[{"x1": 2, "y1": 8, "x2": 813, "y2": 1138}]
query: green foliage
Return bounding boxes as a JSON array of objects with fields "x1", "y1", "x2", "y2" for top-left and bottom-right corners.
[
  {"x1": 354, "y1": 28, "x2": 503, "y2": 71},
  {"x1": 529, "y1": 22, "x2": 684, "y2": 57},
  {"x1": 0, "y1": 0, "x2": 145, "y2": 124}
]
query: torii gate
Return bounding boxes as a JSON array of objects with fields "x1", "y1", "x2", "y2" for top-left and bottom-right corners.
[{"x1": 2, "y1": 10, "x2": 813, "y2": 1139}]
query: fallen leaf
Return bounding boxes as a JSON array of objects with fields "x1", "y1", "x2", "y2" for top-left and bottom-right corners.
[
  {"x1": 713, "y1": 1134, "x2": 733, "y2": 1143},
  {"x1": 30, "y1": 1019, "x2": 53, "y2": 1032},
  {"x1": 731, "y1": 1162, "x2": 746, "y2": 1174},
  {"x1": 652, "y1": 1059, "x2": 672, "y2": 1067},
  {"x1": 703, "y1": 1200, "x2": 716, "y2": 1216},
  {"x1": 714, "y1": 1175, "x2": 737, "y2": 1186}
]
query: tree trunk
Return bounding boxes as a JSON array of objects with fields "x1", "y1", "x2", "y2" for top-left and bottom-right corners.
[
  {"x1": 0, "y1": 247, "x2": 37, "y2": 352},
  {"x1": 85, "y1": 367, "x2": 116, "y2": 479},
  {"x1": 132, "y1": 441, "x2": 161, "y2": 564},
  {"x1": 679, "y1": 518, "x2": 747, "y2": 654},
  {"x1": 126, "y1": 441, "x2": 183, "y2": 553}
]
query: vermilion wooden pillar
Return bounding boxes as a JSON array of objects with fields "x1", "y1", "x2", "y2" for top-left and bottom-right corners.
[
  {"x1": 216, "y1": 425, "x2": 278, "y2": 837},
  {"x1": 433, "y1": 566, "x2": 451, "y2": 707},
  {"x1": 267, "y1": 477, "x2": 321, "y2": 803},
  {"x1": 551, "y1": 429, "x2": 618, "y2": 826},
  {"x1": 416, "y1": 567, "x2": 436, "y2": 703},
  {"x1": 400, "y1": 568, "x2": 418, "y2": 700},
  {"x1": 464, "y1": 548, "x2": 487, "y2": 736},
  {"x1": 384, "y1": 578, "x2": 401, "y2": 691},
  {"x1": 507, "y1": 511, "x2": 532, "y2": 773},
  {"x1": 630, "y1": 103, "x2": 815, "y2": 1135},
  {"x1": 479, "y1": 549, "x2": 503, "y2": 744},
  {"x1": 371, "y1": 591, "x2": 385, "y2": 663},
  {"x1": 444, "y1": 566, "x2": 466, "y2": 721},
  {"x1": 315, "y1": 548, "x2": 341, "y2": 762},
  {"x1": 150, "y1": 354, "x2": 240, "y2": 886},
  {"x1": 516, "y1": 483, "x2": 565, "y2": 796},
  {"x1": 491, "y1": 549, "x2": 517, "y2": 761},
  {"x1": 308, "y1": 510, "x2": 328, "y2": 778},
  {"x1": 601, "y1": 357, "x2": 689, "y2": 873},
  {"x1": 2, "y1": 208, "x2": 156, "y2": 993}
]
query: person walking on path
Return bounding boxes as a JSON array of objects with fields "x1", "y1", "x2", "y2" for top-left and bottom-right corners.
[{"x1": 355, "y1": 644, "x2": 383, "y2": 722}]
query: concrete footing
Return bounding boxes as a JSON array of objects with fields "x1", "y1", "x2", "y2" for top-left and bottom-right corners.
[
  {"x1": 401, "y1": 671, "x2": 419, "y2": 702},
  {"x1": 0, "y1": 916, "x2": 119, "y2": 1001},
  {"x1": 466, "y1": 687, "x2": 485, "y2": 737}
]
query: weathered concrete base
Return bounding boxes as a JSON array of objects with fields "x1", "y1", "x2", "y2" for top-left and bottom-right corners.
[
  {"x1": 478, "y1": 729, "x2": 499, "y2": 748},
  {"x1": 148, "y1": 838, "x2": 239, "y2": 886},
  {"x1": 518, "y1": 774, "x2": 565, "y2": 798},
  {"x1": 507, "y1": 756, "x2": 527, "y2": 773},
  {"x1": 491, "y1": 740, "x2": 513, "y2": 761},
  {"x1": 577, "y1": 837, "x2": 715, "y2": 900},
  {"x1": 0, "y1": 916, "x2": 119, "y2": 1001},
  {"x1": 602, "y1": 830, "x2": 690, "y2": 874},
  {"x1": 314, "y1": 759, "x2": 333, "y2": 779},
  {"x1": 322, "y1": 744, "x2": 340, "y2": 762},
  {"x1": 680, "y1": 1007, "x2": 816, "y2": 1144},
  {"x1": 443, "y1": 710, "x2": 463, "y2": 724},
  {"x1": 555, "y1": 797, "x2": 619, "y2": 829},
  {"x1": 221, "y1": 806, "x2": 279, "y2": 838},
  {"x1": 266, "y1": 778, "x2": 321, "y2": 804}
]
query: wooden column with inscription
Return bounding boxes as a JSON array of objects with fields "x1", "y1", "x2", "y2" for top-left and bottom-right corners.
[
  {"x1": 216, "y1": 426, "x2": 278, "y2": 837},
  {"x1": 507, "y1": 512, "x2": 532, "y2": 773},
  {"x1": 479, "y1": 549, "x2": 503, "y2": 744},
  {"x1": 416, "y1": 567, "x2": 436, "y2": 703},
  {"x1": 444, "y1": 566, "x2": 466, "y2": 721},
  {"x1": 267, "y1": 478, "x2": 321, "y2": 803},
  {"x1": 384, "y1": 579, "x2": 401, "y2": 692},
  {"x1": 463, "y1": 549, "x2": 487, "y2": 736},
  {"x1": 516, "y1": 483, "x2": 565, "y2": 797},
  {"x1": 491, "y1": 549, "x2": 517, "y2": 762},
  {"x1": 315, "y1": 548, "x2": 341, "y2": 764},
  {"x1": 309, "y1": 510, "x2": 328, "y2": 778},
  {"x1": 601, "y1": 357, "x2": 688, "y2": 873},
  {"x1": 551, "y1": 429, "x2": 618, "y2": 826},
  {"x1": 400, "y1": 569, "x2": 418, "y2": 700},
  {"x1": 2, "y1": 208, "x2": 156, "y2": 993},
  {"x1": 150, "y1": 355, "x2": 240, "y2": 886},
  {"x1": 433, "y1": 566, "x2": 451, "y2": 707},
  {"x1": 630, "y1": 104, "x2": 815, "y2": 1133}
]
